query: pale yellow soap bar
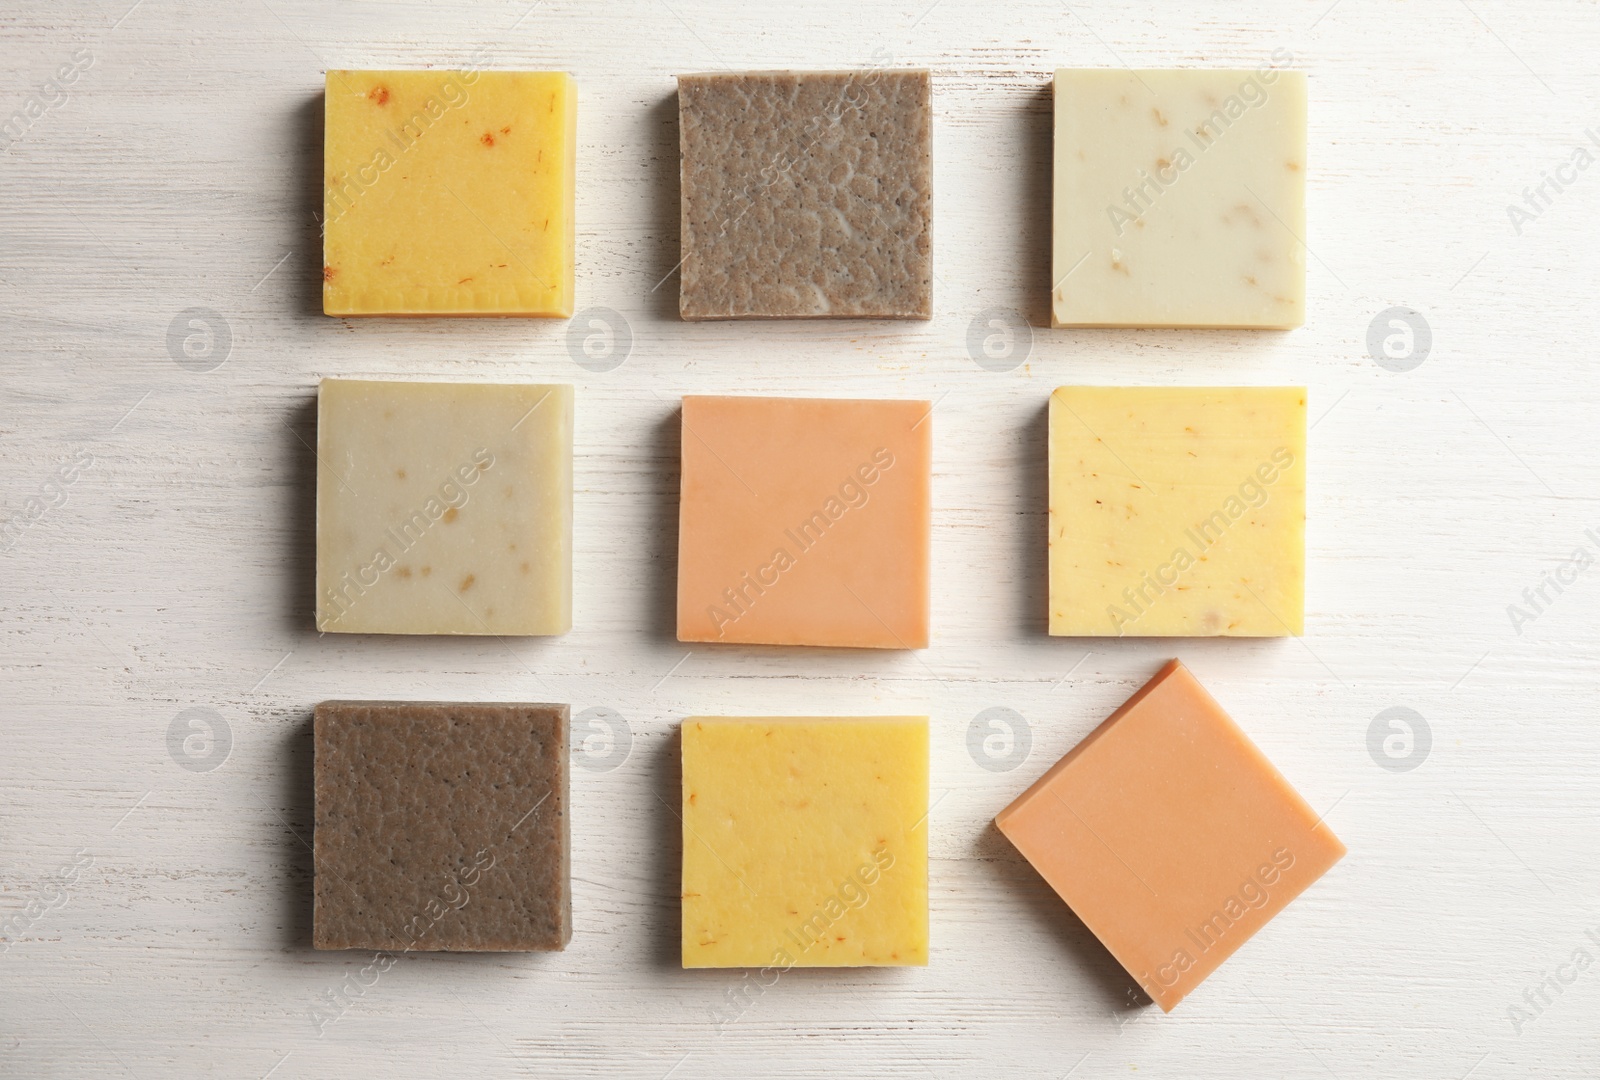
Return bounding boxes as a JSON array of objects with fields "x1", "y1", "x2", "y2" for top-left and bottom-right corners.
[
  {"x1": 1049, "y1": 386, "x2": 1305, "y2": 636},
  {"x1": 681, "y1": 717, "x2": 929, "y2": 968},
  {"x1": 1052, "y1": 67, "x2": 1306, "y2": 328},
  {"x1": 323, "y1": 70, "x2": 575, "y2": 317},
  {"x1": 315, "y1": 379, "x2": 572, "y2": 635}
]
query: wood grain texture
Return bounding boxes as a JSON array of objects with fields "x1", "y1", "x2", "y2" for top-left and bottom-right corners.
[{"x1": 2, "y1": 0, "x2": 1599, "y2": 1076}]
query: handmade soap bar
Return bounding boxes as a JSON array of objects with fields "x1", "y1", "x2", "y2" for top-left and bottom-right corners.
[
  {"x1": 995, "y1": 661, "x2": 1344, "y2": 1010},
  {"x1": 323, "y1": 69, "x2": 575, "y2": 317},
  {"x1": 1051, "y1": 66, "x2": 1306, "y2": 328},
  {"x1": 676, "y1": 395, "x2": 931, "y2": 648},
  {"x1": 1048, "y1": 385, "x2": 1305, "y2": 637},
  {"x1": 313, "y1": 700, "x2": 570, "y2": 951},
  {"x1": 315, "y1": 378, "x2": 572, "y2": 635},
  {"x1": 677, "y1": 70, "x2": 932, "y2": 319},
  {"x1": 681, "y1": 716, "x2": 929, "y2": 968}
]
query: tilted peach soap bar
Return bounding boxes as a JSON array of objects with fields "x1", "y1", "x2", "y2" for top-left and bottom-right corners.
[
  {"x1": 995, "y1": 660, "x2": 1345, "y2": 1011},
  {"x1": 323, "y1": 69, "x2": 575, "y2": 316}
]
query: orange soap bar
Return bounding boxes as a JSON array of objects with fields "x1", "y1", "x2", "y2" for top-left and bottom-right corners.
[
  {"x1": 995, "y1": 660, "x2": 1345, "y2": 1011},
  {"x1": 676, "y1": 396, "x2": 931, "y2": 649}
]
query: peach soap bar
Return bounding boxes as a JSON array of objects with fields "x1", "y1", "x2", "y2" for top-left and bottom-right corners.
[
  {"x1": 996, "y1": 661, "x2": 1345, "y2": 1011},
  {"x1": 1049, "y1": 385, "x2": 1305, "y2": 637},
  {"x1": 676, "y1": 396, "x2": 930, "y2": 648},
  {"x1": 681, "y1": 717, "x2": 929, "y2": 968},
  {"x1": 1052, "y1": 67, "x2": 1307, "y2": 328},
  {"x1": 315, "y1": 379, "x2": 572, "y2": 635},
  {"x1": 323, "y1": 70, "x2": 575, "y2": 316}
]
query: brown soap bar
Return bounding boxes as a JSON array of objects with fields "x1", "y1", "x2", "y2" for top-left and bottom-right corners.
[
  {"x1": 312, "y1": 701, "x2": 570, "y2": 952},
  {"x1": 677, "y1": 70, "x2": 932, "y2": 320}
]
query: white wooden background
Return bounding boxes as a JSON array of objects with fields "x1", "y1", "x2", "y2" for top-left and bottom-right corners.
[{"x1": 3, "y1": 0, "x2": 1598, "y2": 1076}]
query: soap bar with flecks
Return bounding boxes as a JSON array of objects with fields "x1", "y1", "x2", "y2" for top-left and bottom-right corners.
[
  {"x1": 681, "y1": 716, "x2": 929, "y2": 968},
  {"x1": 315, "y1": 378, "x2": 573, "y2": 636},
  {"x1": 323, "y1": 69, "x2": 576, "y2": 317},
  {"x1": 1051, "y1": 66, "x2": 1307, "y2": 328},
  {"x1": 1048, "y1": 385, "x2": 1305, "y2": 637}
]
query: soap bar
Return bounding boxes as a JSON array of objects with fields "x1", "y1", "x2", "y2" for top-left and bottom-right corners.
[
  {"x1": 676, "y1": 395, "x2": 931, "y2": 648},
  {"x1": 313, "y1": 700, "x2": 570, "y2": 951},
  {"x1": 681, "y1": 716, "x2": 929, "y2": 968},
  {"x1": 995, "y1": 661, "x2": 1344, "y2": 1010},
  {"x1": 677, "y1": 70, "x2": 932, "y2": 319},
  {"x1": 1051, "y1": 67, "x2": 1307, "y2": 328},
  {"x1": 1048, "y1": 385, "x2": 1305, "y2": 637},
  {"x1": 315, "y1": 378, "x2": 572, "y2": 636},
  {"x1": 323, "y1": 69, "x2": 575, "y2": 317}
]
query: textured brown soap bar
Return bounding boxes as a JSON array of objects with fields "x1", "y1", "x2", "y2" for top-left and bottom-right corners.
[
  {"x1": 677, "y1": 70, "x2": 932, "y2": 320},
  {"x1": 312, "y1": 701, "x2": 570, "y2": 952}
]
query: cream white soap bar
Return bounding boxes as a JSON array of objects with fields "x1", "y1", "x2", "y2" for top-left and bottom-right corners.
[
  {"x1": 1052, "y1": 66, "x2": 1307, "y2": 329},
  {"x1": 315, "y1": 379, "x2": 573, "y2": 635}
]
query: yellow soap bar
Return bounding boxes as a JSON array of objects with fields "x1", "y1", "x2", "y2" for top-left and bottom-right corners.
[
  {"x1": 323, "y1": 69, "x2": 575, "y2": 317},
  {"x1": 681, "y1": 717, "x2": 929, "y2": 968},
  {"x1": 1049, "y1": 386, "x2": 1306, "y2": 637}
]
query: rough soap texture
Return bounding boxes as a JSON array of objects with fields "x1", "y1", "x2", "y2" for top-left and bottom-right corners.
[
  {"x1": 313, "y1": 701, "x2": 571, "y2": 952},
  {"x1": 677, "y1": 70, "x2": 932, "y2": 320}
]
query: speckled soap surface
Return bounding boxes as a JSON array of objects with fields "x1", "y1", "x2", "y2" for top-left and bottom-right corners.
[
  {"x1": 677, "y1": 70, "x2": 932, "y2": 320},
  {"x1": 322, "y1": 69, "x2": 576, "y2": 317},
  {"x1": 315, "y1": 378, "x2": 573, "y2": 636},
  {"x1": 1052, "y1": 66, "x2": 1307, "y2": 328},
  {"x1": 313, "y1": 701, "x2": 570, "y2": 952}
]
